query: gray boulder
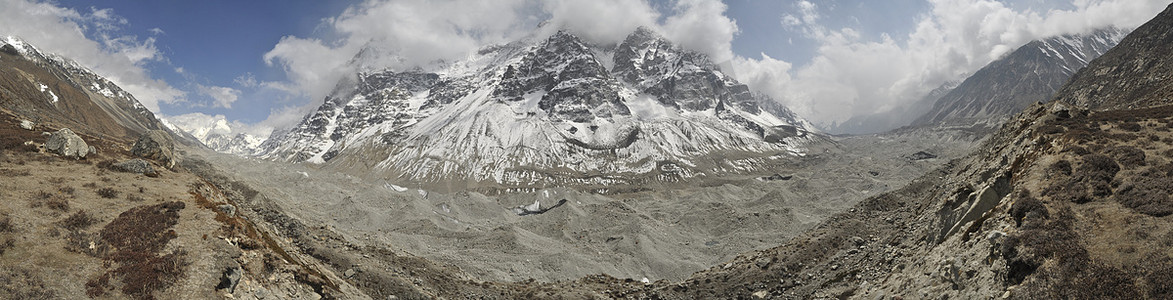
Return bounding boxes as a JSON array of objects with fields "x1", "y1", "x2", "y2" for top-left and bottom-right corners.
[
  {"x1": 44, "y1": 128, "x2": 89, "y2": 159},
  {"x1": 113, "y1": 159, "x2": 158, "y2": 177},
  {"x1": 131, "y1": 130, "x2": 176, "y2": 168}
]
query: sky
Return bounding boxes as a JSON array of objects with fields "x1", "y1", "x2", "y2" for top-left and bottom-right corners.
[{"x1": 1, "y1": 0, "x2": 1170, "y2": 136}]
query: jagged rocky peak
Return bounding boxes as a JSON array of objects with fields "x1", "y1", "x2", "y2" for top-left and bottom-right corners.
[
  {"x1": 614, "y1": 27, "x2": 759, "y2": 114},
  {"x1": 494, "y1": 30, "x2": 629, "y2": 123}
]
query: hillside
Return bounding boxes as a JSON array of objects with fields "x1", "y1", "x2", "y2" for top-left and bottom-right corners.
[{"x1": 913, "y1": 28, "x2": 1125, "y2": 127}]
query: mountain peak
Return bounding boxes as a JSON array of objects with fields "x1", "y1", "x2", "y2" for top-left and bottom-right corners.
[{"x1": 258, "y1": 24, "x2": 816, "y2": 188}]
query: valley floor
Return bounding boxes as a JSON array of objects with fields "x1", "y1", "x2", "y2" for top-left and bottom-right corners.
[{"x1": 184, "y1": 124, "x2": 982, "y2": 288}]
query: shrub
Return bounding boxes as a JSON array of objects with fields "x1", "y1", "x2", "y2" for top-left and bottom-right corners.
[
  {"x1": 62, "y1": 211, "x2": 97, "y2": 231},
  {"x1": 1108, "y1": 146, "x2": 1146, "y2": 168},
  {"x1": 87, "y1": 201, "x2": 187, "y2": 299},
  {"x1": 1118, "y1": 122, "x2": 1143, "y2": 132},
  {"x1": 126, "y1": 194, "x2": 145, "y2": 202},
  {"x1": 97, "y1": 188, "x2": 119, "y2": 199},
  {"x1": 1011, "y1": 193, "x2": 1049, "y2": 227},
  {"x1": 0, "y1": 214, "x2": 11, "y2": 233},
  {"x1": 58, "y1": 186, "x2": 75, "y2": 196},
  {"x1": 45, "y1": 198, "x2": 69, "y2": 212},
  {"x1": 1048, "y1": 160, "x2": 1072, "y2": 177}
]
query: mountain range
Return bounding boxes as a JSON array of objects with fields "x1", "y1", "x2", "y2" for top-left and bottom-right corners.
[{"x1": 256, "y1": 27, "x2": 818, "y2": 188}]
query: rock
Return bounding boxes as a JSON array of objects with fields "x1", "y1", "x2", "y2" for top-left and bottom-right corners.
[
  {"x1": 344, "y1": 269, "x2": 356, "y2": 278},
  {"x1": 132, "y1": 130, "x2": 177, "y2": 168},
  {"x1": 88, "y1": 146, "x2": 96, "y2": 155},
  {"x1": 217, "y1": 204, "x2": 237, "y2": 217},
  {"x1": 764, "y1": 173, "x2": 794, "y2": 181},
  {"x1": 19, "y1": 120, "x2": 33, "y2": 130},
  {"x1": 113, "y1": 159, "x2": 158, "y2": 177},
  {"x1": 909, "y1": 151, "x2": 938, "y2": 160},
  {"x1": 45, "y1": 128, "x2": 89, "y2": 159},
  {"x1": 851, "y1": 236, "x2": 866, "y2": 246},
  {"x1": 216, "y1": 266, "x2": 242, "y2": 293}
]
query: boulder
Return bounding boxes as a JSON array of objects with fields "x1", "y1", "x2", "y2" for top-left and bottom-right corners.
[
  {"x1": 44, "y1": 128, "x2": 89, "y2": 159},
  {"x1": 131, "y1": 130, "x2": 176, "y2": 168},
  {"x1": 113, "y1": 159, "x2": 158, "y2": 177},
  {"x1": 19, "y1": 120, "x2": 34, "y2": 130}
]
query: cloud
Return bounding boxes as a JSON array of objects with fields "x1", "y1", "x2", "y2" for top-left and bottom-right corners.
[
  {"x1": 197, "y1": 84, "x2": 241, "y2": 108},
  {"x1": 661, "y1": 0, "x2": 739, "y2": 62},
  {"x1": 539, "y1": 0, "x2": 659, "y2": 46},
  {"x1": 260, "y1": 0, "x2": 743, "y2": 114},
  {"x1": 760, "y1": 0, "x2": 1172, "y2": 129},
  {"x1": 0, "y1": 0, "x2": 184, "y2": 113}
]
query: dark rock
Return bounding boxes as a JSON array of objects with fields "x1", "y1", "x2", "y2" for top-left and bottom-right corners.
[
  {"x1": 45, "y1": 128, "x2": 89, "y2": 159},
  {"x1": 132, "y1": 130, "x2": 177, "y2": 168},
  {"x1": 113, "y1": 159, "x2": 158, "y2": 177},
  {"x1": 764, "y1": 174, "x2": 794, "y2": 181},
  {"x1": 909, "y1": 151, "x2": 938, "y2": 160},
  {"x1": 215, "y1": 266, "x2": 242, "y2": 293},
  {"x1": 868, "y1": 171, "x2": 880, "y2": 176}
]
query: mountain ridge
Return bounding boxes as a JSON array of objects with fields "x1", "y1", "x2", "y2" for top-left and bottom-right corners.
[{"x1": 258, "y1": 27, "x2": 820, "y2": 189}]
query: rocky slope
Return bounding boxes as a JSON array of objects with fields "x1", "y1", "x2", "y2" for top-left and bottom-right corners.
[
  {"x1": 1055, "y1": 5, "x2": 1173, "y2": 110},
  {"x1": 257, "y1": 27, "x2": 818, "y2": 189},
  {"x1": 913, "y1": 28, "x2": 1126, "y2": 127},
  {"x1": 0, "y1": 36, "x2": 170, "y2": 141},
  {"x1": 584, "y1": 5, "x2": 1173, "y2": 298}
]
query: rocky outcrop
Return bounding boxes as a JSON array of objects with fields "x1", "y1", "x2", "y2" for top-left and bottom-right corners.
[
  {"x1": 44, "y1": 128, "x2": 88, "y2": 159},
  {"x1": 112, "y1": 159, "x2": 158, "y2": 177},
  {"x1": 132, "y1": 130, "x2": 177, "y2": 169}
]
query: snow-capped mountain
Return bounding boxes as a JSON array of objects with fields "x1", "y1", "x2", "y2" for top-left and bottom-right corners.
[
  {"x1": 258, "y1": 27, "x2": 817, "y2": 187},
  {"x1": 913, "y1": 28, "x2": 1128, "y2": 126},
  {"x1": 160, "y1": 117, "x2": 267, "y2": 156},
  {"x1": 1, "y1": 36, "x2": 170, "y2": 140}
]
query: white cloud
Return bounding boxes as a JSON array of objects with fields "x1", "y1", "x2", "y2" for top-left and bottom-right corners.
[
  {"x1": 661, "y1": 0, "x2": 739, "y2": 63},
  {"x1": 762, "y1": 0, "x2": 1172, "y2": 128},
  {"x1": 539, "y1": 0, "x2": 659, "y2": 46},
  {"x1": 198, "y1": 84, "x2": 241, "y2": 108},
  {"x1": 234, "y1": 72, "x2": 258, "y2": 88},
  {"x1": 0, "y1": 0, "x2": 184, "y2": 113},
  {"x1": 148, "y1": 27, "x2": 164, "y2": 35},
  {"x1": 257, "y1": 0, "x2": 1170, "y2": 133}
]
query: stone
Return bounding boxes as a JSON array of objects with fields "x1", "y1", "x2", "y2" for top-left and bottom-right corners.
[
  {"x1": 132, "y1": 130, "x2": 177, "y2": 168},
  {"x1": 217, "y1": 204, "x2": 236, "y2": 217},
  {"x1": 19, "y1": 120, "x2": 33, "y2": 130},
  {"x1": 216, "y1": 266, "x2": 242, "y2": 293},
  {"x1": 44, "y1": 128, "x2": 89, "y2": 159},
  {"x1": 113, "y1": 159, "x2": 158, "y2": 177}
]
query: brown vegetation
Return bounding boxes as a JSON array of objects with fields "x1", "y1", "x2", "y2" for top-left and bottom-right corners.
[{"x1": 86, "y1": 201, "x2": 187, "y2": 300}]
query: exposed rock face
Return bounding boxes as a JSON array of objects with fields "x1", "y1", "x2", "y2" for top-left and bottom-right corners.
[
  {"x1": 44, "y1": 128, "x2": 88, "y2": 159},
  {"x1": 132, "y1": 130, "x2": 176, "y2": 169},
  {"x1": 113, "y1": 159, "x2": 158, "y2": 177},
  {"x1": 1056, "y1": 5, "x2": 1173, "y2": 110},
  {"x1": 914, "y1": 28, "x2": 1126, "y2": 126}
]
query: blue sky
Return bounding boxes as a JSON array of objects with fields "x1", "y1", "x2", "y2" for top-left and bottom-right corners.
[{"x1": 2, "y1": 0, "x2": 1169, "y2": 135}]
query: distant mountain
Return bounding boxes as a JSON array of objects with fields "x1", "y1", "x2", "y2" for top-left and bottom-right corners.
[
  {"x1": 160, "y1": 118, "x2": 266, "y2": 156},
  {"x1": 1055, "y1": 7, "x2": 1173, "y2": 110},
  {"x1": 258, "y1": 27, "x2": 818, "y2": 188},
  {"x1": 826, "y1": 79, "x2": 960, "y2": 135},
  {"x1": 0, "y1": 36, "x2": 171, "y2": 141},
  {"x1": 913, "y1": 28, "x2": 1127, "y2": 126}
]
